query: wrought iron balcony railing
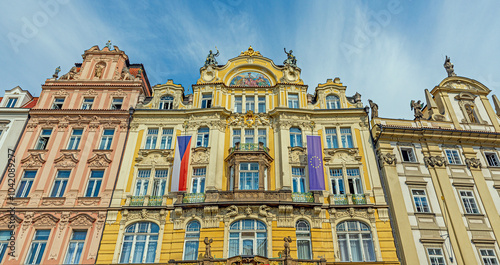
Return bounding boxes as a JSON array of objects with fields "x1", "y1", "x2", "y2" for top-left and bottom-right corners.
[
  {"x1": 292, "y1": 192, "x2": 314, "y2": 202},
  {"x1": 148, "y1": 196, "x2": 163, "y2": 206},
  {"x1": 183, "y1": 193, "x2": 205, "y2": 203},
  {"x1": 130, "y1": 196, "x2": 145, "y2": 206},
  {"x1": 331, "y1": 194, "x2": 348, "y2": 205},
  {"x1": 352, "y1": 194, "x2": 367, "y2": 205}
]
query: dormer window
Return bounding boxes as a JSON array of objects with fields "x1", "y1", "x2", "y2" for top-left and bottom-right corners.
[
  {"x1": 111, "y1": 98, "x2": 123, "y2": 110},
  {"x1": 6, "y1": 98, "x2": 18, "y2": 108},
  {"x1": 81, "y1": 98, "x2": 94, "y2": 110},
  {"x1": 326, "y1": 95, "x2": 340, "y2": 109},
  {"x1": 201, "y1": 94, "x2": 212, "y2": 108},
  {"x1": 52, "y1": 98, "x2": 65, "y2": 109},
  {"x1": 159, "y1": 96, "x2": 174, "y2": 110},
  {"x1": 288, "y1": 94, "x2": 299, "y2": 109}
]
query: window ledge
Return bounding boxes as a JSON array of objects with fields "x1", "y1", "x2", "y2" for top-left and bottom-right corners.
[
  {"x1": 27, "y1": 149, "x2": 49, "y2": 153},
  {"x1": 401, "y1": 161, "x2": 420, "y2": 165},
  {"x1": 92, "y1": 149, "x2": 113, "y2": 152},
  {"x1": 76, "y1": 197, "x2": 101, "y2": 206},
  {"x1": 60, "y1": 149, "x2": 81, "y2": 152},
  {"x1": 414, "y1": 212, "x2": 436, "y2": 217},
  {"x1": 464, "y1": 213, "x2": 485, "y2": 217}
]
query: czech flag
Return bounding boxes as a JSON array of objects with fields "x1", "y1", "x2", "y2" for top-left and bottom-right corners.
[{"x1": 171, "y1": 136, "x2": 192, "y2": 192}]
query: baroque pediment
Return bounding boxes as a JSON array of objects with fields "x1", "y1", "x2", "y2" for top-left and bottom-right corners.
[
  {"x1": 0, "y1": 214, "x2": 22, "y2": 227},
  {"x1": 54, "y1": 153, "x2": 79, "y2": 168},
  {"x1": 32, "y1": 214, "x2": 59, "y2": 227},
  {"x1": 135, "y1": 149, "x2": 174, "y2": 164},
  {"x1": 87, "y1": 153, "x2": 112, "y2": 167},
  {"x1": 21, "y1": 153, "x2": 46, "y2": 167},
  {"x1": 228, "y1": 111, "x2": 270, "y2": 127},
  {"x1": 69, "y1": 213, "x2": 96, "y2": 226}
]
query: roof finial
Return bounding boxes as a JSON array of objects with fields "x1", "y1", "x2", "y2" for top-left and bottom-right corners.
[
  {"x1": 105, "y1": 40, "x2": 112, "y2": 50},
  {"x1": 444, "y1": 56, "x2": 456, "y2": 77}
]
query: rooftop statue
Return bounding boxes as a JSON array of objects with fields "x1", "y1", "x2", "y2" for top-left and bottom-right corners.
[
  {"x1": 204, "y1": 47, "x2": 219, "y2": 67},
  {"x1": 444, "y1": 55, "x2": 456, "y2": 77},
  {"x1": 368, "y1": 99, "x2": 378, "y2": 119},
  {"x1": 410, "y1": 100, "x2": 424, "y2": 119},
  {"x1": 53, "y1": 66, "x2": 61, "y2": 78},
  {"x1": 283, "y1": 48, "x2": 297, "y2": 67},
  {"x1": 105, "y1": 40, "x2": 112, "y2": 50}
]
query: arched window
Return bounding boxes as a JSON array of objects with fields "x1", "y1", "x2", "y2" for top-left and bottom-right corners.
[
  {"x1": 326, "y1": 95, "x2": 340, "y2": 109},
  {"x1": 120, "y1": 222, "x2": 159, "y2": 263},
  {"x1": 290, "y1": 128, "x2": 302, "y2": 147},
  {"x1": 296, "y1": 220, "x2": 312, "y2": 259},
  {"x1": 228, "y1": 219, "x2": 267, "y2": 257},
  {"x1": 337, "y1": 221, "x2": 375, "y2": 262},
  {"x1": 183, "y1": 221, "x2": 200, "y2": 260},
  {"x1": 159, "y1": 96, "x2": 174, "y2": 110}
]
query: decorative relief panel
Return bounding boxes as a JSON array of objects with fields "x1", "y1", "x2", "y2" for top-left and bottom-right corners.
[
  {"x1": 465, "y1": 157, "x2": 481, "y2": 168},
  {"x1": 32, "y1": 213, "x2": 59, "y2": 227},
  {"x1": 288, "y1": 147, "x2": 307, "y2": 165},
  {"x1": 87, "y1": 153, "x2": 111, "y2": 168},
  {"x1": 191, "y1": 147, "x2": 210, "y2": 164},
  {"x1": 21, "y1": 153, "x2": 46, "y2": 168},
  {"x1": 377, "y1": 150, "x2": 396, "y2": 165},
  {"x1": 54, "y1": 153, "x2": 79, "y2": 168},
  {"x1": 324, "y1": 148, "x2": 361, "y2": 164},
  {"x1": 69, "y1": 213, "x2": 96, "y2": 227},
  {"x1": 227, "y1": 111, "x2": 270, "y2": 128},
  {"x1": 424, "y1": 156, "x2": 446, "y2": 167},
  {"x1": 135, "y1": 149, "x2": 174, "y2": 165},
  {"x1": 122, "y1": 209, "x2": 167, "y2": 225},
  {"x1": 329, "y1": 207, "x2": 376, "y2": 226}
]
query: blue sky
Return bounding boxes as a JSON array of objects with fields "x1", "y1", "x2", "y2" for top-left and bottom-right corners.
[{"x1": 1, "y1": 0, "x2": 499, "y2": 119}]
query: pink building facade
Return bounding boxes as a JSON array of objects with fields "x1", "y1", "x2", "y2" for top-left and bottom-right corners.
[{"x1": 0, "y1": 44, "x2": 151, "y2": 264}]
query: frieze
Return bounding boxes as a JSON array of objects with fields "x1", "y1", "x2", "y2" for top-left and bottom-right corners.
[
  {"x1": 465, "y1": 157, "x2": 481, "y2": 169},
  {"x1": 329, "y1": 207, "x2": 376, "y2": 225},
  {"x1": 424, "y1": 156, "x2": 446, "y2": 167},
  {"x1": 135, "y1": 149, "x2": 174, "y2": 165},
  {"x1": 123, "y1": 209, "x2": 166, "y2": 224},
  {"x1": 41, "y1": 197, "x2": 66, "y2": 206},
  {"x1": 83, "y1": 89, "x2": 98, "y2": 96},
  {"x1": 77, "y1": 197, "x2": 101, "y2": 206},
  {"x1": 227, "y1": 111, "x2": 270, "y2": 128},
  {"x1": 325, "y1": 148, "x2": 361, "y2": 163},
  {"x1": 111, "y1": 89, "x2": 127, "y2": 97}
]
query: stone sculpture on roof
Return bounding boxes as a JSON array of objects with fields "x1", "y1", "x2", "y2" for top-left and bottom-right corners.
[
  {"x1": 283, "y1": 48, "x2": 297, "y2": 67},
  {"x1": 444, "y1": 55, "x2": 456, "y2": 77},
  {"x1": 204, "y1": 48, "x2": 220, "y2": 67}
]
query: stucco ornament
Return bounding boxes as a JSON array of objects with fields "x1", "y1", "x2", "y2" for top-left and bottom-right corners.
[
  {"x1": 87, "y1": 153, "x2": 112, "y2": 167},
  {"x1": 119, "y1": 66, "x2": 134, "y2": 80},
  {"x1": 59, "y1": 66, "x2": 78, "y2": 80},
  {"x1": 465, "y1": 157, "x2": 481, "y2": 168},
  {"x1": 21, "y1": 153, "x2": 46, "y2": 167},
  {"x1": 225, "y1": 205, "x2": 239, "y2": 218},
  {"x1": 424, "y1": 155, "x2": 446, "y2": 167},
  {"x1": 282, "y1": 64, "x2": 299, "y2": 83},
  {"x1": 240, "y1": 46, "x2": 262, "y2": 57},
  {"x1": 444, "y1": 55, "x2": 456, "y2": 77},
  {"x1": 201, "y1": 65, "x2": 217, "y2": 82},
  {"x1": 204, "y1": 237, "x2": 214, "y2": 259},
  {"x1": 258, "y1": 205, "x2": 275, "y2": 218},
  {"x1": 377, "y1": 150, "x2": 396, "y2": 165}
]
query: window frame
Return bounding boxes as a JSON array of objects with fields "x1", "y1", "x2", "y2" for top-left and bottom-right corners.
[
  {"x1": 145, "y1": 128, "x2": 159, "y2": 149},
  {"x1": 289, "y1": 127, "x2": 302, "y2": 147},
  {"x1": 160, "y1": 128, "x2": 174, "y2": 149},
  {"x1": 50, "y1": 170, "x2": 71, "y2": 197},
  {"x1": 191, "y1": 168, "x2": 206, "y2": 194},
  {"x1": 426, "y1": 247, "x2": 447, "y2": 265},
  {"x1": 258, "y1": 96, "x2": 266, "y2": 113},
  {"x1": 458, "y1": 189, "x2": 480, "y2": 214},
  {"x1": 479, "y1": 248, "x2": 499, "y2": 265},
  {"x1": 411, "y1": 188, "x2": 431, "y2": 213},
  {"x1": 337, "y1": 221, "x2": 376, "y2": 262},
  {"x1": 159, "y1": 95, "x2": 174, "y2": 110},
  {"x1": 228, "y1": 219, "x2": 267, "y2": 258},
  {"x1": 183, "y1": 221, "x2": 200, "y2": 260},
  {"x1": 111, "y1": 98, "x2": 123, "y2": 110},
  {"x1": 6, "y1": 97, "x2": 18, "y2": 108},
  {"x1": 51, "y1": 97, "x2": 65, "y2": 109},
  {"x1": 325, "y1": 128, "x2": 339, "y2": 149},
  {"x1": 35, "y1": 129, "x2": 52, "y2": 150},
  {"x1": 196, "y1": 127, "x2": 210, "y2": 147},
  {"x1": 81, "y1": 98, "x2": 94, "y2": 110},
  {"x1": 134, "y1": 170, "x2": 151, "y2": 196},
  {"x1": 67, "y1": 129, "x2": 83, "y2": 150},
  {"x1": 0, "y1": 230, "x2": 11, "y2": 261},
  {"x1": 326, "y1": 94, "x2": 340, "y2": 109},
  {"x1": 63, "y1": 230, "x2": 87, "y2": 264},
  {"x1": 99, "y1": 129, "x2": 114, "y2": 150},
  {"x1": 400, "y1": 147, "x2": 417, "y2": 163},
  {"x1": 340, "y1": 127, "x2": 354, "y2": 148},
  {"x1": 288, "y1": 93, "x2": 299, "y2": 109},
  {"x1": 484, "y1": 152, "x2": 500, "y2": 167},
  {"x1": 296, "y1": 220, "x2": 312, "y2": 259},
  {"x1": 245, "y1": 95, "x2": 255, "y2": 112},
  {"x1": 16, "y1": 170, "x2": 37, "y2": 198},
  {"x1": 201, "y1": 93, "x2": 212, "y2": 109},
  {"x1": 152, "y1": 169, "x2": 169, "y2": 197},
  {"x1": 445, "y1": 149, "x2": 462, "y2": 165},
  {"x1": 25, "y1": 230, "x2": 50, "y2": 265},
  {"x1": 292, "y1": 167, "x2": 306, "y2": 193},
  {"x1": 234, "y1": 96, "x2": 242, "y2": 113},
  {"x1": 239, "y1": 163, "x2": 260, "y2": 190},
  {"x1": 119, "y1": 222, "x2": 159, "y2": 263},
  {"x1": 84, "y1": 170, "x2": 104, "y2": 197},
  {"x1": 329, "y1": 168, "x2": 345, "y2": 195}
]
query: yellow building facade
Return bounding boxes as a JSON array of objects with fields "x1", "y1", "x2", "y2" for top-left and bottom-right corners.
[
  {"x1": 371, "y1": 59, "x2": 500, "y2": 265},
  {"x1": 97, "y1": 47, "x2": 399, "y2": 264}
]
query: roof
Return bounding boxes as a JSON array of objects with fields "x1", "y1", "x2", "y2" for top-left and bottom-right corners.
[{"x1": 22, "y1": 97, "x2": 39, "y2": 108}]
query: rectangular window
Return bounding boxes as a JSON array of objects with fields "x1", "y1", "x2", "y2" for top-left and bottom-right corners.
[
  {"x1": 459, "y1": 190, "x2": 479, "y2": 214},
  {"x1": 412, "y1": 189, "x2": 430, "y2": 213},
  {"x1": 201, "y1": 94, "x2": 212, "y2": 108},
  {"x1": 245, "y1": 129, "x2": 254, "y2": 144},
  {"x1": 290, "y1": 128, "x2": 302, "y2": 147},
  {"x1": 258, "y1": 129, "x2": 266, "y2": 146},
  {"x1": 258, "y1": 96, "x2": 266, "y2": 113},
  {"x1": 233, "y1": 129, "x2": 241, "y2": 146},
  {"x1": 240, "y1": 163, "x2": 259, "y2": 190},
  {"x1": 288, "y1": 93, "x2": 299, "y2": 109},
  {"x1": 245, "y1": 96, "x2": 255, "y2": 112},
  {"x1": 160, "y1": 129, "x2": 173, "y2": 149},
  {"x1": 145, "y1": 128, "x2": 159, "y2": 149},
  {"x1": 340, "y1": 128, "x2": 353, "y2": 148},
  {"x1": 6, "y1": 98, "x2": 18, "y2": 108},
  {"x1": 427, "y1": 248, "x2": 446, "y2": 265},
  {"x1": 35, "y1": 129, "x2": 52, "y2": 150},
  {"x1": 99, "y1": 129, "x2": 114, "y2": 150},
  {"x1": 111, "y1": 98, "x2": 123, "y2": 110},
  {"x1": 196, "y1": 128, "x2": 210, "y2": 147},
  {"x1": 330, "y1": 169, "x2": 345, "y2": 195},
  {"x1": 401, "y1": 147, "x2": 417, "y2": 162},
  {"x1": 81, "y1": 98, "x2": 94, "y2": 110},
  {"x1": 50, "y1": 170, "x2": 70, "y2": 197},
  {"x1": 192, "y1": 168, "x2": 206, "y2": 193},
  {"x1": 235, "y1": 96, "x2": 242, "y2": 113},
  {"x1": 0, "y1": 230, "x2": 11, "y2": 261},
  {"x1": 63, "y1": 231, "x2": 86, "y2": 264},
  {"x1": 445, "y1": 149, "x2": 462, "y2": 165},
  {"x1": 153, "y1": 170, "x2": 168, "y2": 197},
  {"x1": 480, "y1": 249, "x2": 499, "y2": 265},
  {"x1": 85, "y1": 170, "x2": 103, "y2": 197},
  {"x1": 325, "y1": 128, "x2": 338, "y2": 148},
  {"x1": 485, "y1": 152, "x2": 500, "y2": 167},
  {"x1": 52, "y1": 98, "x2": 65, "y2": 109},
  {"x1": 347, "y1": 168, "x2": 363, "y2": 194},
  {"x1": 25, "y1": 230, "x2": 50, "y2": 265},
  {"x1": 16, "y1": 170, "x2": 37, "y2": 197},
  {"x1": 134, "y1": 170, "x2": 151, "y2": 196},
  {"x1": 292, "y1": 167, "x2": 306, "y2": 193},
  {"x1": 67, "y1": 129, "x2": 83, "y2": 150}
]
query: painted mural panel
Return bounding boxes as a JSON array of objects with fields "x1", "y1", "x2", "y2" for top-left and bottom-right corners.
[{"x1": 229, "y1": 72, "x2": 271, "y2": 87}]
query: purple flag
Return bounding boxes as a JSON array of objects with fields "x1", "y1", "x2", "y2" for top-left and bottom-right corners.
[{"x1": 307, "y1": 135, "x2": 325, "y2": 190}]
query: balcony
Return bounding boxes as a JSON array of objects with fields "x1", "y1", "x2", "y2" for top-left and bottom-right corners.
[
  {"x1": 229, "y1": 142, "x2": 269, "y2": 154},
  {"x1": 148, "y1": 196, "x2": 163, "y2": 206},
  {"x1": 291, "y1": 192, "x2": 314, "y2": 203},
  {"x1": 183, "y1": 193, "x2": 205, "y2": 203},
  {"x1": 352, "y1": 194, "x2": 367, "y2": 205},
  {"x1": 130, "y1": 196, "x2": 145, "y2": 206},
  {"x1": 330, "y1": 194, "x2": 348, "y2": 205}
]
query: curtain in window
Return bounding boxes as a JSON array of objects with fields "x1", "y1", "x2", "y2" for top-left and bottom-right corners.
[{"x1": 184, "y1": 241, "x2": 199, "y2": 260}]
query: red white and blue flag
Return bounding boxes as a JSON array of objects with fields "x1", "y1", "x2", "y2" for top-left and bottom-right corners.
[{"x1": 171, "y1": 136, "x2": 192, "y2": 192}]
